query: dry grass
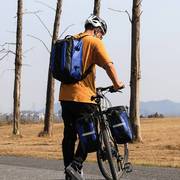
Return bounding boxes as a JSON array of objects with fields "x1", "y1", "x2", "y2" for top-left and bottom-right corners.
[{"x1": 0, "y1": 117, "x2": 180, "y2": 167}]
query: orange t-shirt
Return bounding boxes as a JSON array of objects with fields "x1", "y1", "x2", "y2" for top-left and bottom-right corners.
[{"x1": 59, "y1": 32, "x2": 112, "y2": 103}]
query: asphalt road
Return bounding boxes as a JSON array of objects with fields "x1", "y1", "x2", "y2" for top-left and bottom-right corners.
[{"x1": 0, "y1": 156, "x2": 180, "y2": 180}]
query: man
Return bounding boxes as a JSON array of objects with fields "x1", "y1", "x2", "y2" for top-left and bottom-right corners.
[{"x1": 59, "y1": 15, "x2": 124, "y2": 180}]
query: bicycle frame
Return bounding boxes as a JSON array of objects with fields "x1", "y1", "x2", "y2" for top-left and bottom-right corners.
[{"x1": 92, "y1": 86, "x2": 132, "y2": 180}]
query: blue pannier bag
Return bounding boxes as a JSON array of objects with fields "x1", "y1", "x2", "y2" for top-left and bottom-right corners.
[
  {"x1": 75, "y1": 114, "x2": 98, "y2": 153},
  {"x1": 107, "y1": 106, "x2": 133, "y2": 144},
  {"x1": 50, "y1": 35, "x2": 92, "y2": 84}
]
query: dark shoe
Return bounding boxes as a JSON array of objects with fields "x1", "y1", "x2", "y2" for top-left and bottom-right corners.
[
  {"x1": 65, "y1": 172, "x2": 72, "y2": 180},
  {"x1": 66, "y1": 163, "x2": 84, "y2": 180}
]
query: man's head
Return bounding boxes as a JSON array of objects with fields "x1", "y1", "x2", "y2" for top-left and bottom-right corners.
[{"x1": 84, "y1": 15, "x2": 107, "y2": 39}]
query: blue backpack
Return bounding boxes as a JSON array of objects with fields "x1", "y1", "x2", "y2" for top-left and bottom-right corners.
[{"x1": 50, "y1": 35, "x2": 92, "y2": 84}]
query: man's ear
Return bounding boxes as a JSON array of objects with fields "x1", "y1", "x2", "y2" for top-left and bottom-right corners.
[
  {"x1": 94, "y1": 28, "x2": 100, "y2": 37},
  {"x1": 93, "y1": 29, "x2": 98, "y2": 37}
]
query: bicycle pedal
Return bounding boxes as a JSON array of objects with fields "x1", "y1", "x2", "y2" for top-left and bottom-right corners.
[
  {"x1": 117, "y1": 155, "x2": 123, "y2": 161},
  {"x1": 124, "y1": 162, "x2": 133, "y2": 173}
]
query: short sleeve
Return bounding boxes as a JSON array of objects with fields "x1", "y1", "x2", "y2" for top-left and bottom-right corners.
[{"x1": 93, "y1": 38, "x2": 113, "y2": 68}]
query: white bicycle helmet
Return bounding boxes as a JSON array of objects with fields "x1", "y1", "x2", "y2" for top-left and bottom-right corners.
[{"x1": 85, "y1": 15, "x2": 107, "y2": 35}]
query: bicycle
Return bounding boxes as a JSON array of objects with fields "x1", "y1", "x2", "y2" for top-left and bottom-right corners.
[{"x1": 91, "y1": 86, "x2": 133, "y2": 180}]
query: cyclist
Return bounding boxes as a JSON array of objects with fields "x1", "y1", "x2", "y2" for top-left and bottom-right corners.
[{"x1": 59, "y1": 14, "x2": 125, "y2": 180}]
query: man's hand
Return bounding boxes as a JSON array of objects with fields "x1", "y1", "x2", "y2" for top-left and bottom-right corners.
[{"x1": 113, "y1": 81, "x2": 125, "y2": 91}]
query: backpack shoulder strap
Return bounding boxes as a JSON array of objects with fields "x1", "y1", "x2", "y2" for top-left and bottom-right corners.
[
  {"x1": 77, "y1": 33, "x2": 93, "y2": 80},
  {"x1": 74, "y1": 33, "x2": 90, "y2": 40}
]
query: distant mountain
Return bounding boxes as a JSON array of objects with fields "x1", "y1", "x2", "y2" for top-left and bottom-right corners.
[
  {"x1": 140, "y1": 99, "x2": 180, "y2": 116},
  {"x1": 38, "y1": 100, "x2": 180, "y2": 117}
]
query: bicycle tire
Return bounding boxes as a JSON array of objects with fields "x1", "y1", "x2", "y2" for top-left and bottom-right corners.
[
  {"x1": 97, "y1": 129, "x2": 129, "y2": 180},
  {"x1": 98, "y1": 127, "x2": 118, "y2": 180}
]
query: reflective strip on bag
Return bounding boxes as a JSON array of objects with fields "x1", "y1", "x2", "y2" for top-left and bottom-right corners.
[
  {"x1": 112, "y1": 122, "x2": 125, "y2": 128},
  {"x1": 82, "y1": 131, "x2": 96, "y2": 136}
]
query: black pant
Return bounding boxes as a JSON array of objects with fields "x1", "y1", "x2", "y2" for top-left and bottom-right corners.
[{"x1": 61, "y1": 101, "x2": 97, "y2": 168}]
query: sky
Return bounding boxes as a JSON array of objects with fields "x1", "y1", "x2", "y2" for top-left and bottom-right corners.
[{"x1": 0, "y1": 0, "x2": 180, "y2": 113}]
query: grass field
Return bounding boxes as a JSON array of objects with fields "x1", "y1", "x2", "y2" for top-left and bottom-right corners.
[{"x1": 0, "y1": 118, "x2": 180, "y2": 168}]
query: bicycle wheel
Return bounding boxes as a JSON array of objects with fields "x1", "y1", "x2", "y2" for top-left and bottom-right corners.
[
  {"x1": 97, "y1": 128, "x2": 118, "y2": 180},
  {"x1": 97, "y1": 128, "x2": 129, "y2": 180}
]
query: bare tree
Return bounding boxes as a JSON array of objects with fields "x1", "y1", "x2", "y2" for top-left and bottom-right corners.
[
  {"x1": 108, "y1": 1, "x2": 142, "y2": 142},
  {"x1": 93, "y1": 0, "x2": 101, "y2": 16},
  {"x1": 12, "y1": 0, "x2": 23, "y2": 136},
  {"x1": 39, "y1": 0, "x2": 63, "y2": 137},
  {"x1": 129, "y1": 0, "x2": 142, "y2": 142}
]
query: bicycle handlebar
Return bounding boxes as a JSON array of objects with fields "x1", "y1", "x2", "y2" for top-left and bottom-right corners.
[
  {"x1": 96, "y1": 85, "x2": 125, "y2": 93},
  {"x1": 91, "y1": 85, "x2": 125, "y2": 102}
]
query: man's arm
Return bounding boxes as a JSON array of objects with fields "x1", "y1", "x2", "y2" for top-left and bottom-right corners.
[
  {"x1": 93, "y1": 39, "x2": 125, "y2": 89},
  {"x1": 103, "y1": 62, "x2": 124, "y2": 90}
]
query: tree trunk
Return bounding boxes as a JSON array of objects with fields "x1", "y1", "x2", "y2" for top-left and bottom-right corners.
[
  {"x1": 40, "y1": 0, "x2": 63, "y2": 137},
  {"x1": 129, "y1": 0, "x2": 142, "y2": 142},
  {"x1": 13, "y1": 0, "x2": 23, "y2": 136},
  {"x1": 93, "y1": 0, "x2": 101, "y2": 16}
]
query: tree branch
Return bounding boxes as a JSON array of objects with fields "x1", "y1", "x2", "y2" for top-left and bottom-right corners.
[
  {"x1": 133, "y1": 10, "x2": 143, "y2": 23},
  {"x1": 27, "y1": 34, "x2": 50, "y2": 53},
  {"x1": 125, "y1": 10, "x2": 132, "y2": 23},
  {"x1": 14, "y1": 9, "x2": 42, "y2": 18},
  {"x1": 0, "y1": 50, "x2": 16, "y2": 61},
  {"x1": 108, "y1": 8, "x2": 132, "y2": 23},
  {"x1": 137, "y1": 0, "x2": 143, "y2": 7},
  {"x1": 22, "y1": 63, "x2": 32, "y2": 67},
  {"x1": 34, "y1": 13, "x2": 52, "y2": 38},
  {"x1": 0, "y1": 52, "x2": 9, "y2": 61},
  {"x1": 0, "y1": 42, "x2": 16, "y2": 47},
  {"x1": 23, "y1": 47, "x2": 35, "y2": 55},
  {"x1": 24, "y1": 10, "x2": 52, "y2": 39},
  {"x1": 35, "y1": 0, "x2": 56, "y2": 11},
  {"x1": 138, "y1": 11, "x2": 143, "y2": 19},
  {"x1": 8, "y1": 50, "x2": 16, "y2": 55},
  {"x1": 59, "y1": 24, "x2": 75, "y2": 38},
  {"x1": 23, "y1": 9, "x2": 42, "y2": 15},
  {"x1": 0, "y1": 48, "x2": 5, "y2": 53},
  {"x1": 6, "y1": 30, "x2": 16, "y2": 34}
]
